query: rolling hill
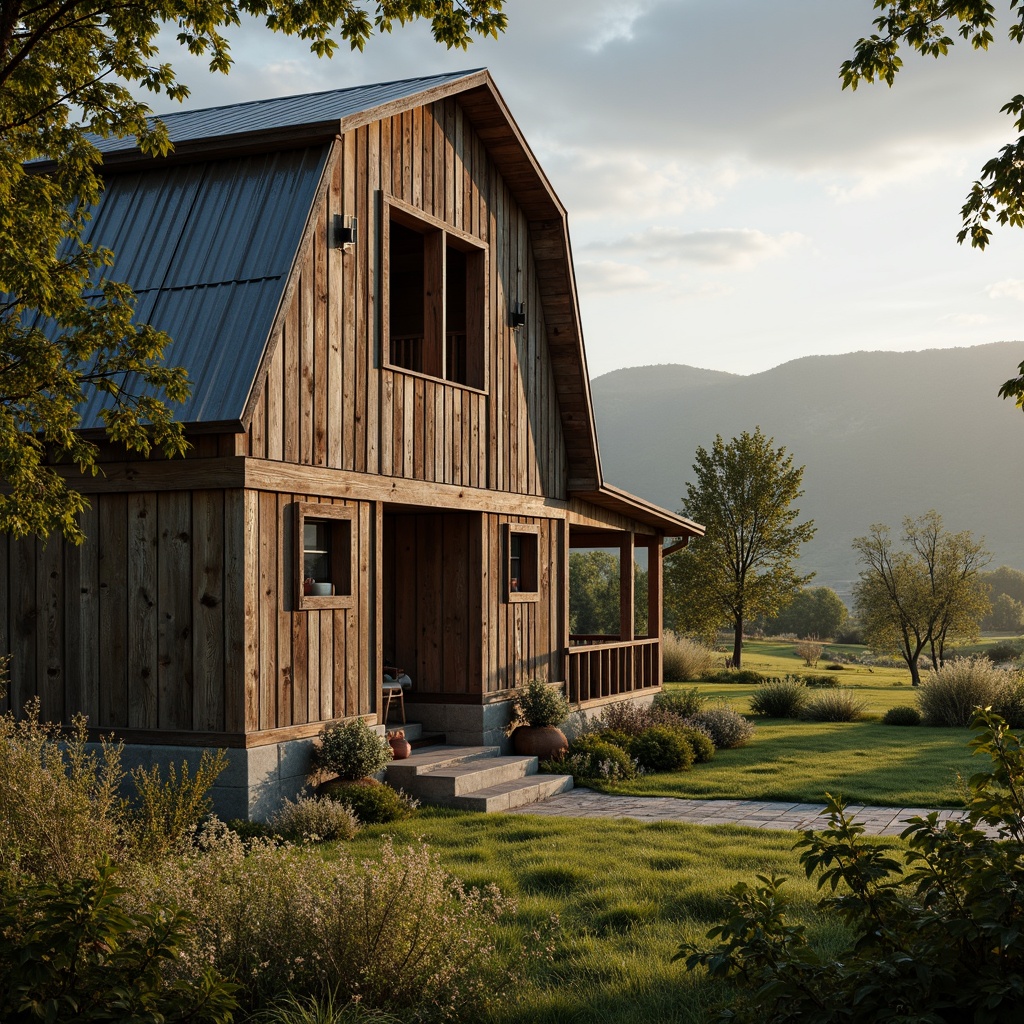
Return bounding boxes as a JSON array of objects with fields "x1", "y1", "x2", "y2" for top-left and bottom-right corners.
[{"x1": 590, "y1": 342, "x2": 1024, "y2": 601}]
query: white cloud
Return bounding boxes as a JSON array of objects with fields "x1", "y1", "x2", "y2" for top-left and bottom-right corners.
[
  {"x1": 576, "y1": 260, "x2": 661, "y2": 293},
  {"x1": 987, "y1": 279, "x2": 1024, "y2": 302},
  {"x1": 586, "y1": 227, "x2": 806, "y2": 269},
  {"x1": 939, "y1": 312, "x2": 993, "y2": 326}
]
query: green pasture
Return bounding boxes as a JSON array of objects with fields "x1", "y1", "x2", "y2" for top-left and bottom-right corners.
[
  {"x1": 606, "y1": 719, "x2": 975, "y2": 807},
  {"x1": 349, "y1": 811, "x2": 853, "y2": 1024}
]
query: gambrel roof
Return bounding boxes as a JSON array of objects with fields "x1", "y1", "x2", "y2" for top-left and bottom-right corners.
[{"x1": 68, "y1": 69, "x2": 699, "y2": 537}]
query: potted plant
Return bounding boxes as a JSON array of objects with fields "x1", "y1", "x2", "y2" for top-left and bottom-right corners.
[
  {"x1": 313, "y1": 718, "x2": 393, "y2": 798},
  {"x1": 510, "y1": 678, "x2": 570, "y2": 760}
]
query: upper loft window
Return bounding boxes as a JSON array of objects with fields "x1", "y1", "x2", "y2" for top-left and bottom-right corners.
[{"x1": 385, "y1": 197, "x2": 486, "y2": 391}]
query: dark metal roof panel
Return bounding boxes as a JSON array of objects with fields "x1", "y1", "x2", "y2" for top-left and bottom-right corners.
[
  {"x1": 74, "y1": 144, "x2": 329, "y2": 427},
  {"x1": 91, "y1": 70, "x2": 481, "y2": 155}
]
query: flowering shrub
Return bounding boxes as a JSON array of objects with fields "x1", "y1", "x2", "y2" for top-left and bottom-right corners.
[
  {"x1": 269, "y1": 794, "x2": 359, "y2": 842},
  {"x1": 685, "y1": 706, "x2": 755, "y2": 749},
  {"x1": 551, "y1": 736, "x2": 638, "y2": 783},
  {"x1": 124, "y1": 822, "x2": 523, "y2": 1020}
]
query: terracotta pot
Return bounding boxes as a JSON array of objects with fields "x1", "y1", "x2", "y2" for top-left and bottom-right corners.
[
  {"x1": 512, "y1": 724, "x2": 568, "y2": 760},
  {"x1": 388, "y1": 734, "x2": 412, "y2": 759}
]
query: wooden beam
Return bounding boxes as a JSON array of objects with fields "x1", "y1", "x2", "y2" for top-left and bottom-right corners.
[{"x1": 619, "y1": 532, "x2": 634, "y2": 643}]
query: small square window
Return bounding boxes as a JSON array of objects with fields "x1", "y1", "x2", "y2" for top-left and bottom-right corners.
[
  {"x1": 505, "y1": 524, "x2": 539, "y2": 603},
  {"x1": 295, "y1": 503, "x2": 355, "y2": 610}
]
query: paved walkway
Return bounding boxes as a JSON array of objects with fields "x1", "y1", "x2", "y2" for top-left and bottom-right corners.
[{"x1": 509, "y1": 788, "x2": 972, "y2": 836}]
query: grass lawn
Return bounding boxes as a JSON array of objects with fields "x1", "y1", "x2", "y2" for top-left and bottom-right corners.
[
  {"x1": 349, "y1": 809, "x2": 853, "y2": 1024},
  {"x1": 607, "y1": 719, "x2": 976, "y2": 807},
  {"x1": 625, "y1": 637, "x2": 981, "y2": 807}
]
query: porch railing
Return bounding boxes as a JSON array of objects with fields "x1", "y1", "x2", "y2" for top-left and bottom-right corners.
[{"x1": 566, "y1": 636, "x2": 661, "y2": 705}]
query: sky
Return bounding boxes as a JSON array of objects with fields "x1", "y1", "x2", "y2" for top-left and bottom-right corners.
[{"x1": 150, "y1": 0, "x2": 1024, "y2": 379}]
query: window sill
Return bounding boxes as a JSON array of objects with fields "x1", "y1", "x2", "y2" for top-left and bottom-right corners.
[
  {"x1": 298, "y1": 594, "x2": 355, "y2": 612},
  {"x1": 384, "y1": 363, "x2": 488, "y2": 397},
  {"x1": 506, "y1": 591, "x2": 539, "y2": 604}
]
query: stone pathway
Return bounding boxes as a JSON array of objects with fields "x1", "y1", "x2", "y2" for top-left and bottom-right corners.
[{"x1": 508, "y1": 788, "x2": 973, "y2": 836}]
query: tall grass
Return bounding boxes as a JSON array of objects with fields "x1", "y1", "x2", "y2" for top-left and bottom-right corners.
[{"x1": 662, "y1": 633, "x2": 718, "y2": 682}]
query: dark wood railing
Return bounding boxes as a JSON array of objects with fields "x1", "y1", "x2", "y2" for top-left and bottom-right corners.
[{"x1": 566, "y1": 636, "x2": 661, "y2": 705}]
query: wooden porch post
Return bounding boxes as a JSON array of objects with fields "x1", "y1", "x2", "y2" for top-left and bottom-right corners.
[
  {"x1": 619, "y1": 532, "x2": 634, "y2": 641},
  {"x1": 648, "y1": 536, "x2": 663, "y2": 685}
]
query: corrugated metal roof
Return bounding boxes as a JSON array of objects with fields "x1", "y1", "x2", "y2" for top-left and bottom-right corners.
[
  {"x1": 74, "y1": 145, "x2": 329, "y2": 427},
  {"x1": 92, "y1": 70, "x2": 481, "y2": 155}
]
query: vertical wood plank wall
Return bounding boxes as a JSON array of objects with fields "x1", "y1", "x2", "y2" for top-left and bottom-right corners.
[
  {"x1": 245, "y1": 99, "x2": 567, "y2": 499},
  {"x1": 382, "y1": 511, "x2": 561, "y2": 697},
  {"x1": 0, "y1": 490, "x2": 373, "y2": 734}
]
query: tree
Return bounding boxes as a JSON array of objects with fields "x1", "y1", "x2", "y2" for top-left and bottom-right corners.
[
  {"x1": 988, "y1": 593, "x2": 1024, "y2": 633},
  {"x1": 0, "y1": 1, "x2": 505, "y2": 542},
  {"x1": 842, "y1": 2, "x2": 1024, "y2": 409},
  {"x1": 763, "y1": 586, "x2": 849, "y2": 640},
  {"x1": 666, "y1": 428, "x2": 815, "y2": 669},
  {"x1": 569, "y1": 550, "x2": 648, "y2": 636},
  {"x1": 853, "y1": 510, "x2": 990, "y2": 686}
]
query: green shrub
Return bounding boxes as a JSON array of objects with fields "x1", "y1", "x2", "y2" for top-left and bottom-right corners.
[
  {"x1": 997, "y1": 677, "x2": 1024, "y2": 730},
  {"x1": 678, "y1": 710, "x2": 1024, "y2": 1023},
  {"x1": 511, "y1": 677, "x2": 569, "y2": 727},
  {"x1": 628, "y1": 726, "x2": 695, "y2": 773},
  {"x1": 804, "y1": 674, "x2": 840, "y2": 688},
  {"x1": 0, "y1": 862, "x2": 238, "y2": 1023},
  {"x1": 824, "y1": 663, "x2": 847, "y2": 671},
  {"x1": 314, "y1": 719, "x2": 392, "y2": 780},
  {"x1": 686, "y1": 706, "x2": 755, "y2": 749},
  {"x1": 595, "y1": 728, "x2": 632, "y2": 750},
  {"x1": 882, "y1": 705, "x2": 922, "y2": 726},
  {"x1": 748, "y1": 677, "x2": 808, "y2": 718},
  {"x1": 558, "y1": 736, "x2": 637, "y2": 782},
  {"x1": 0, "y1": 701, "x2": 125, "y2": 883},
  {"x1": 270, "y1": 794, "x2": 360, "y2": 842},
  {"x1": 679, "y1": 726, "x2": 715, "y2": 763},
  {"x1": 661, "y1": 633, "x2": 718, "y2": 681},
  {"x1": 652, "y1": 687, "x2": 706, "y2": 718},
  {"x1": 917, "y1": 657, "x2": 1012, "y2": 727},
  {"x1": 800, "y1": 689, "x2": 868, "y2": 722},
  {"x1": 323, "y1": 780, "x2": 418, "y2": 824},
  {"x1": 127, "y1": 749, "x2": 227, "y2": 860},
  {"x1": 986, "y1": 640, "x2": 1024, "y2": 664},
  {"x1": 700, "y1": 669, "x2": 766, "y2": 685}
]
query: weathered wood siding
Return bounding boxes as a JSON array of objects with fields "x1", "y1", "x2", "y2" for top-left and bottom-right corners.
[
  {"x1": 0, "y1": 489, "x2": 373, "y2": 736},
  {"x1": 245, "y1": 98, "x2": 567, "y2": 499},
  {"x1": 382, "y1": 511, "x2": 562, "y2": 697},
  {"x1": 0, "y1": 490, "x2": 247, "y2": 735}
]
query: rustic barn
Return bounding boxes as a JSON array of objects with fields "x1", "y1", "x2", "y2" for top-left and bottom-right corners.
[{"x1": 0, "y1": 70, "x2": 702, "y2": 817}]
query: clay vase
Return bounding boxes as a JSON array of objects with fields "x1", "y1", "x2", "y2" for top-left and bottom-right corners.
[
  {"x1": 511, "y1": 724, "x2": 568, "y2": 760},
  {"x1": 388, "y1": 732, "x2": 412, "y2": 759}
]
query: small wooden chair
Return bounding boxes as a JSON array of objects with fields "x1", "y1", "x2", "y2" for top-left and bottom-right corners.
[{"x1": 382, "y1": 668, "x2": 406, "y2": 725}]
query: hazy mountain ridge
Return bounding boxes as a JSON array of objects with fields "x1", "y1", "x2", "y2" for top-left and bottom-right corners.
[{"x1": 590, "y1": 342, "x2": 1024, "y2": 600}]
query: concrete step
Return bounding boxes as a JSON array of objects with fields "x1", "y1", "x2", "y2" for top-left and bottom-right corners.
[
  {"x1": 384, "y1": 744, "x2": 501, "y2": 791},
  {"x1": 447, "y1": 773, "x2": 575, "y2": 812},
  {"x1": 400, "y1": 755, "x2": 539, "y2": 802}
]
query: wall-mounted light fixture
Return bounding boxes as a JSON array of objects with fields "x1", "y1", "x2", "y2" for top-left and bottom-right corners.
[
  {"x1": 332, "y1": 214, "x2": 357, "y2": 250},
  {"x1": 509, "y1": 301, "x2": 526, "y2": 330}
]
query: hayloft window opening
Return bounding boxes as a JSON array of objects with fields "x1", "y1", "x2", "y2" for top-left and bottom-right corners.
[
  {"x1": 296, "y1": 503, "x2": 355, "y2": 610},
  {"x1": 505, "y1": 523, "x2": 539, "y2": 604},
  {"x1": 385, "y1": 199, "x2": 485, "y2": 390}
]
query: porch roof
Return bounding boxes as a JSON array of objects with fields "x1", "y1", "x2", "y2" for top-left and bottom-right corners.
[{"x1": 571, "y1": 483, "x2": 703, "y2": 538}]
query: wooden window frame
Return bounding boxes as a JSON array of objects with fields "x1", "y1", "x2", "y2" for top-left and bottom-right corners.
[
  {"x1": 504, "y1": 523, "x2": 539, "y2": 604},
  {"x1": 295, "y1": 502, "x2": 355, "y2": 611},
  {"x1": 382, "y1": 193, "x2": 488, "y2": 393}
]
